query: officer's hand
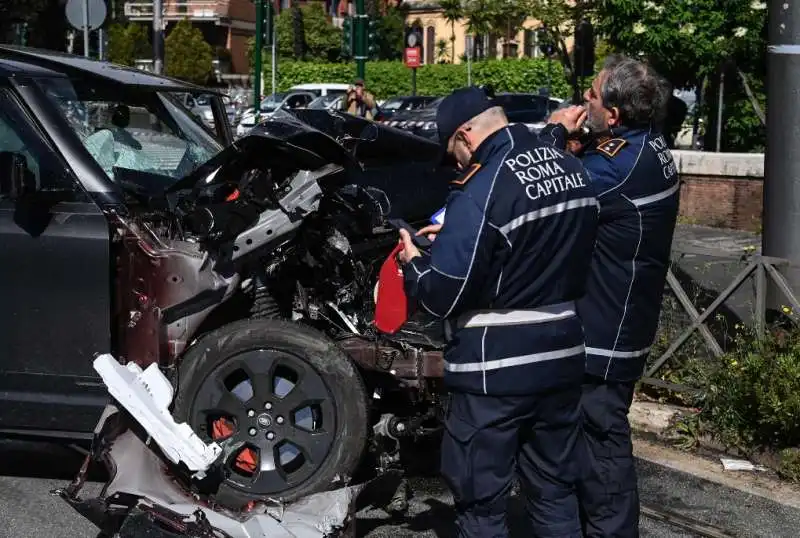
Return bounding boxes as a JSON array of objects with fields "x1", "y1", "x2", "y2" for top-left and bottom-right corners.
[
  {"x1": 416, "y1": 223, "x2": 442, "y2": 243},
  {"x1": 398, "y1": 229, "x2": 421, "y2": 264},
  {"x1": 549, "y1": 105, "x2": 587, "y2": 134}
]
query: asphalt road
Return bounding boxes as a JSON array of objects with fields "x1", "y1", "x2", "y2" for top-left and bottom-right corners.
[{"x1": 2, "y1": 438, "x2": 799, "y2": 538}]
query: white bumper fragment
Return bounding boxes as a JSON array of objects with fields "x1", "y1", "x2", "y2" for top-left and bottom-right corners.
[{"x1": 92, "y1": 354, "x2": 223, "y2": 478}]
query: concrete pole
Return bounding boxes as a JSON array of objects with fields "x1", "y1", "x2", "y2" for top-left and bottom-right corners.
[
  {"x1": 83, "y1": 0, "x2": 90, "y2": 57},
  {"x1": 153, "y1": 0, "x2": 164, "y2": 74},
  {"x1": 254, "y1": 0, "x2": 264, "y2": 119},
  {"x1": 764, "y1": 0, "x2": 800, "y2": 306}
]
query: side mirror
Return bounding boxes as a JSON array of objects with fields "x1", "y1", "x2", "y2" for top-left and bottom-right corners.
[{"x1": 0, "y1": 151, "x2": 36, "y2": 199}]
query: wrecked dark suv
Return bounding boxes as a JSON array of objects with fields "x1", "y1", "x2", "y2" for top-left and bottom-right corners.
[{"x1": 0, "y1": 46, "x2": 453, "y2": 520}]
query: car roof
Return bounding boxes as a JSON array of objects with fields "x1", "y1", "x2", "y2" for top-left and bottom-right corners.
[
  {"x1": 290, "y1": 83, "x2": 350, "y2": 90},
  {"x1": 0, "y1": 45, "x2": 217, "y2": 93},
  {"x1": 0, "y1": 57, "x2": 66, "y2": 78}
]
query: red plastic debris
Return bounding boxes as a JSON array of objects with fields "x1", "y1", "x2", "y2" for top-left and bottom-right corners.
[{"x1": 374, "y1": 243, "x2": 410, "y2": 334}]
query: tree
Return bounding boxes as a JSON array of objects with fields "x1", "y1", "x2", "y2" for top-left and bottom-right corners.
[
  {"x1": 436, "y1": 39, "x2": 450, "y2": 63},
  {"x1": 488, "y1": 0, "x2": 532, "y2": 57},
  {"x1": 597, "y1": 0, "x2": 767, "y2": 151},
  {"x1": 439, "y1": 0, "x2": 464, "y2": 63},
  {"x1": 464, "y1": 0, "x2": 536, "y2": 59},
  {"x1": 292, "y1": 5, "x2": 306, "y2": 60},
  {"x1": 108, "y1": 23, "x2": 151, "y2": 67},
  {"x1": 274, "y1": 3, "x2": 341, "y2": 61},
  {"x1": 597, "y1": 0, "x2": 765, "y2": 89},
  {"x1": 375, "y1": 4, "x2": 408, "y2": 61},
  {"x1": 463, "y1": 0, "x2": 494, "y2": 58},
  {"x1": 164, "y1": 19, "x2": 214, "y2": 85},
  {"x1": 1, "y1": 0, "x2": 67, "y2": 51},
  {"x1": 528, "y1": 0, "x2": 599, "y2": 100}
]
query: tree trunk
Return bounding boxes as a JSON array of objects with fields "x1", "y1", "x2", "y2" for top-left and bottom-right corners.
[
  {"x1": 292, "y1": 5, "x2": 305, "y2": 60},
  {"x1": 451, "y1": 22, "x2": 456, "y2": 63}
]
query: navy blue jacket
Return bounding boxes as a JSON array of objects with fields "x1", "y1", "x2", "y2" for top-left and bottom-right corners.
[
  {"x1": 402, "y1": 123, "x2": 598, "y2": 396},
  {"x1": 540, "y1": 123, "x2": 680, "y2": 381}
]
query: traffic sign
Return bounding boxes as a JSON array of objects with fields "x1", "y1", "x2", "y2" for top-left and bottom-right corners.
[
  {"x1": 65, "y1": 0, "x2": 107, "y2": 31},
  {"x1": 404, "y1": 47, "x2": 421, "y2": 68}
]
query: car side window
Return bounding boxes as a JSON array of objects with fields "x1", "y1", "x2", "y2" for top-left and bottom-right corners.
[{"x1": 0, "y1": 89, "x2": 80, "y2": 198}]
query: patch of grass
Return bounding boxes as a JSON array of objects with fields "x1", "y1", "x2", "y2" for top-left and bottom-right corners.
[{"x1": 778, "y1": 448, "x2": 800, "y2": 482}]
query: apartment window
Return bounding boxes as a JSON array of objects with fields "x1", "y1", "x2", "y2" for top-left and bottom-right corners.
[
  {"x1": 473, "y1": 34, "x2": 485, "y2": 60},
  {"x1": 426, "y1": 26, "x2": 435, "y2": 65},
  {"x1": 487, "y1": 35, "x2": 497, "y2": 59},
  {"x1": 524, "y1": 29, "x2": 541, "y2": 58}
]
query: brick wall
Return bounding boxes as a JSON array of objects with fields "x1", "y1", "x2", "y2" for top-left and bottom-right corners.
[
  {"x1": 678, "y1": 176, "x2": 763, "y2": 232},
  {"x1": 673, "y1": 151, "x2": 764, "y2": 232}
]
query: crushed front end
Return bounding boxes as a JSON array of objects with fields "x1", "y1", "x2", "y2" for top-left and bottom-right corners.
[{"x1": 55, "y1": 356, "x2": 364, "y2": 538}]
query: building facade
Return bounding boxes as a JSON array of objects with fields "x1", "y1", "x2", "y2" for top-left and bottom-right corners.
[{"x1": 404, "y1": 0, "x2": 560, "y2": 65}]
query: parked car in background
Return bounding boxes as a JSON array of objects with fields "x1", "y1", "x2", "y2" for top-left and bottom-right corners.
[
  {"x1": 306, "y1": 93, "x2": 343, "y2": 111},
  {"x1": 388, "y1": 92, "x2": 563, "y2": 140},
  {"x1": 495, "y1": 93, "x2": 562, "y2": 132},
  {"x1": 235, "y1": 91, "x2": 316, "y2": 138},
  {"x1": 377, "y1": 95, "x2": 438, "y2": 121},
  {"x1": 182, "y1": 92, "x2": 237, "y2": 129},
  {"x1": 288, "y1": 83, "x2": 350, "y2": 98}
]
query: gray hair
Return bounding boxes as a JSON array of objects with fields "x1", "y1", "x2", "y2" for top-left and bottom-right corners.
[
  {"x1": 465, "y1": 105, "x2": 508, "y2": 130},
  {"x1": 600, "y1": 54, "x2": 671, "y2": 128}
]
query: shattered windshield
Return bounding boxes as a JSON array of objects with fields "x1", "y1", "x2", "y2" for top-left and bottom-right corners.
[{"x1": 35, "y1": 77, "x2": 222, "y2": 183}]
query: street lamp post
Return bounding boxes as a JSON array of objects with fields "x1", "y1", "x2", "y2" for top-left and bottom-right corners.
[
  {"x1": 764, "y1": 0, "x2": 800, "y2": 307},
  {"x1": 355, "y1": 0, "x2": 366, "y2": 80}
]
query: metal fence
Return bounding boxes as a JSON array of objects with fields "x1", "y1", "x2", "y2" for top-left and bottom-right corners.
[{"x1": 641, "y1": 243, "x2": 800, "y2": 394}]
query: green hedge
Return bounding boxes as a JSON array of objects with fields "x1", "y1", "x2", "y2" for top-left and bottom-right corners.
[{"x1": 262, "y1": 58, "x2": 571, "y2": 100}]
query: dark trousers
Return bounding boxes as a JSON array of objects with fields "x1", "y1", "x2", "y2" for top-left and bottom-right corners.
[
  {"x1": 578, "y1": 375, "x2": 640, "y2": 537},
  {"x1": 440, "y1": 388, "x2": 583, "y2": 538}
]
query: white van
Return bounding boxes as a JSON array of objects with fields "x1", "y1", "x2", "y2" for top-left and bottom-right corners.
[{"x1": 288, "y1": 83, "x2": 351, "y2": 97}]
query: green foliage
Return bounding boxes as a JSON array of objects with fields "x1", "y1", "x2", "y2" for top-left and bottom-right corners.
[
  {"x1": 292, "y1": 5, "x2": 305, "y2": 60},
  {"x1": 597, "y1": 0, "x2": 767, "y2": 89},
  {"x1": 108, "y1": 23, "x2": 151, "y2": 67},
  {"x1": 265, "y1": 58, "x2": 571, "y2": 100},
  {"x1": 704, "y1": 70, "x2": 766, "y2": 153},
  {"x1": 374, "y1": 4, "x2": 408, "y2": 61},
  {"x1": 165, "y1": 19, "x2": 213, "y2": 85},
  {"x1": 436, "y1": 39, "x2": 450, "y2": 64},
  {"x1": 439, "y1": 0, "x2": 464, "y2": 63},
  {"x1": 778, "y1": 448, "x2": 800, "y2": 482},
  {"x1": 696, "y1": 327, "x2": 800, "y2": 451},
  {"x1": 275, "y1": 3, "x2": 342, "y2": 62}
]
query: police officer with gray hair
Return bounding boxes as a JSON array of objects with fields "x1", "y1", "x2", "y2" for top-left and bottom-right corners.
[
  {"x1": 541, "y1": 54, "x2": 679, "y2": 536},
  {"x1": 396, "y1": 86, "x2": 599, "y2": 538}
]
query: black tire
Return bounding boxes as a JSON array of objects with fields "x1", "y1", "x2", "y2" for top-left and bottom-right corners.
[{"x1": 173, "y1": 318, "x2": 369, "y2": 509}]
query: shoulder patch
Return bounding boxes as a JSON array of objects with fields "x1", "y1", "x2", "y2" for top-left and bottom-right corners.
[
  {"x1": 596, "y1": 138, "x2": 627, "y2": 158},
  {"x1": 450, "y1": 163, "x2": 482, "y2": 186}
]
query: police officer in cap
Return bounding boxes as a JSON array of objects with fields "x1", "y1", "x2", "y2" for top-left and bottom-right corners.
[
  {"x1": 541, "y1": 54, "x2": 679, "y2": 536},
  {"x1": 397, "y1": 86, "x2": 598, "y2": 538}
]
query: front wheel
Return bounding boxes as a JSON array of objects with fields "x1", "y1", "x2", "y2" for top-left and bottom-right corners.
[{"x1": 173, "y1": 318, "x2": 369, "y2": 510}]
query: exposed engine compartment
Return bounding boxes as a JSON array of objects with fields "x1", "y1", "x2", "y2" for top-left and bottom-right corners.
[{"x1": 67, "y1": 109, "x2": 452, "y2": 532}]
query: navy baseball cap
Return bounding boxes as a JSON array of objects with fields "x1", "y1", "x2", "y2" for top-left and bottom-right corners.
[{"x1": 436, "y1": 86, "x2": 495, "y2": 147}]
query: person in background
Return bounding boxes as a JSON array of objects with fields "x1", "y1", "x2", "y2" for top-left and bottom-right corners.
[
  {"x1": 397, "y1": 86, "x2": 598, "y2": 538},
  {"x1": 341, "y1": 78, "x2": 378, "y2": 120},
  {"x1": 541, "y1": 54, "x2": 678, "y2": 537}
]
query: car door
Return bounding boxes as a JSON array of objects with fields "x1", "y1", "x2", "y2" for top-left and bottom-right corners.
[{"x1": 0, "y1": 87, "x2": 111, "y2": 437}]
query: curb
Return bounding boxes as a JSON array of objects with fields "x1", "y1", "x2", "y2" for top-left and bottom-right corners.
[{"x1": 629, "y1": 400, "x2": 800, "y2": 511}]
